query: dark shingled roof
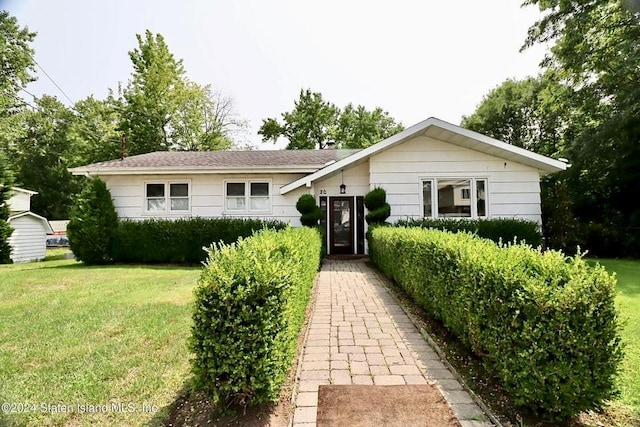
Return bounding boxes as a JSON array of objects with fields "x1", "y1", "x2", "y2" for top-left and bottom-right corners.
[{"x1": 79, "y1": 149, "x2": 360, "y2": 170}]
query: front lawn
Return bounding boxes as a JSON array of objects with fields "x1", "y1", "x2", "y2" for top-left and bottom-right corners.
[
  {"x1": 0, "y1": 251, "x2": 200, "y2": 426},
  {"x1": 593, "y1": 259, "x2": 640, "y2": 422}
]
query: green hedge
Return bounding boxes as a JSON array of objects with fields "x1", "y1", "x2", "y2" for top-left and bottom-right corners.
[
  {"x1": 112, "y1": 217, "x2": 287, "y2": 264},
  {"x1": 190, "y1": 227, "x2": 321, "y2": 405},
  {"x1": 395, "y1": 217, "x2": 542, "y2": 247},
  {"x1": 369, "y1": 227, "x2": 622, "y2": 420}
]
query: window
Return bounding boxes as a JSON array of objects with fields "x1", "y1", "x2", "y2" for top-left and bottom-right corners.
[
  {"x1": 145, "y1": 182, "x2": 190, "y2": 213},
  {"x1": 421, "y1": 178, "x2": 487, "y2": 218},
  {"x1": 225, "y1": 181, "x2": 271, "y2": 212}
]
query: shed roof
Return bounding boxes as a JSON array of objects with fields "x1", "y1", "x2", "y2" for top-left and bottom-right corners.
[{"x1": 8, "y1": 211, "x2": 53, "y2": 233}]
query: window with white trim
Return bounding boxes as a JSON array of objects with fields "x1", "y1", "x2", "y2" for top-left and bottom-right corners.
[
  {"x1": 225, "y1": 181, "x2": 271, "y2": 212},
  {"x1": 422, "y1": 178, "x2": 487, "y2": 218},
  {"x1": 145, "y1": 182, "x2": 190, "y2": 213}
]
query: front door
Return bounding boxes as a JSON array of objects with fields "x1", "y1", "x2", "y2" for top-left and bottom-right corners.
[{"x1": 330, "y1": 197, "x2": 354, "y2": 254}]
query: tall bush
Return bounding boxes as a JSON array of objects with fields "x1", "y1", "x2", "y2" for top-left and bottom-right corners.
[
  {"x1": 369, "y1": 226, "x2": 623, "y2": 420},
  {"x1": 67, "y1": 177, "x2": 118, "y2": 265},
  {"x1": 296, "y1": 194, "x2": 322, "y2": 227},
  {"x1": 190, "y1": 227, "x2": 321, "y2": 405},
  {"x1": 0, "y1": 154, "x2": 14, "y2": 264},
  {"x1": 364, "y1": 187, "x2": 390, "y2": 225}
]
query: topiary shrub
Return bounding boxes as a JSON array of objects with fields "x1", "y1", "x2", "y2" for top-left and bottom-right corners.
[
  {"x1": 190, "y1": 227, "x2": 321, "y2": 406},
  {"x1": 67, "y1": 177, "x2": 118, "y2": 265},
  {"x1": 296, "y1": 194, "x2": 322, "y2": 227},
  {"x1": 364, "y1": 187, "x2": 390, "y2": 225}
]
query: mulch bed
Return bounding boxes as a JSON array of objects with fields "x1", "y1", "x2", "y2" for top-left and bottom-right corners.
[{"x1": 316, "y1": 385, "x2": 461, "y2": 427}]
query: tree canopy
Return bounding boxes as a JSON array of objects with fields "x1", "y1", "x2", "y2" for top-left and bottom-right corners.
[
  {"x1": 1, "y1": 15, "x2": 247, "y2": 219},
  {"x1": 119, "y1": 30, "x2": 243, "y2": 154},
  {"x1": 259, "y1": 89, "x2": 403, "y2": 149},
  {"x1": 464, "y1": 0, "x2": 640, "y2": 256}
]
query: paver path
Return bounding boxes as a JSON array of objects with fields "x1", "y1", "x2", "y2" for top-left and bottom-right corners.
[{"x1": 292, "y1": 258, "x2": 493, "y2": 427}]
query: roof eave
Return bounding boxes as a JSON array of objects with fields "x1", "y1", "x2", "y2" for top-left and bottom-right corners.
[
  {"x1": 70, "y1": 165, "x2": 324, "y2": 176},
  {"x1": 280, "y1": 117, "x2": 568, "y2": 194}
]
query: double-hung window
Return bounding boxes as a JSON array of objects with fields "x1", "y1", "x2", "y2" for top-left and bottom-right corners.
[
  {"x1": 422, "y1": 178, "x2": 487, "y2": 218},
  {"x1": 225, "y1": 181, "x2": 271, "y2": 213},
  {"x1": 145, "y1": 182, "x2": 190, "y2": 213}
]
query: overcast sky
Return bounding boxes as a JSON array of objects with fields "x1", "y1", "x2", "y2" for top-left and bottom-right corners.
[{"x1": 3, "y1": 0, "x2": 548, "y2": 149}]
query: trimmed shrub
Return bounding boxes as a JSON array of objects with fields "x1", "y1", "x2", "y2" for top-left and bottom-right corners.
[
  {"x1": 396, "y1": 217, "x2": 542, "y2": 247},
  {"x1": 67, "y1": 178, "x2": 118, "y2": 265},
  {"x1": 296, "y1": 194, "x2": 322, "y2": 227},
  {"x1": 190, "y1": 227, "x2": 321, "y2": 405},
  {"x1": 112, "y1": 217, "x2": 287, "y2": 264},
  {"x1": 364, "y1": 187, "x2": 390, "y2": 225},
  {"x1": 369, "y1": 227, "x2": 623, "y2": 420}
]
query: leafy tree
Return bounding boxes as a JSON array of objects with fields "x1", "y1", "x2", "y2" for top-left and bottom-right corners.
[
  {"x1": 0, "y1": 153, "x2": 14, "y2": 264},
  {"x1": 69, "y1": 94, "x2": 123, "y2": 164},
  {"x1": 259, "y1": 89, "x2": 403, "y2": 149},
  {"x1": 119, "y1": 30, "x2": 244, "y2": 154},
  {"x1": 120, "y1": 30, "x2": 186, "y2": 154},
  {"x1": 170, "y1": 84, "x2": 246, "y2": 151},
  {"x1": 0, "y1": 11, "x2": 36, "y2": 115},
  {"x1": 259, "y1": 89, "x2": 339, "y2": 149},
  {"x1": 0, "y1": 12, "x2": 36, "y2": 162},
  {"x1": 521, "y1": 0, "x2": 640, "y2": 256},
  {"x1": 11, "y1": 96, "x2": 81, "y2": 219},
  {"x1": 67, "y1": 177, "x2": 118, "y2": 265},
  {"x1": 462, "y1": 74, "x2": 574, "y2": 157},
  {"x1": 334, "y1": 104, "x2": 404, "y2": 149}
]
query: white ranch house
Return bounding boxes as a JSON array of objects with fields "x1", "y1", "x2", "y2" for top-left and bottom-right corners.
[{"x1": 70, "y1": 118, "x2": 566, "y2": 255}]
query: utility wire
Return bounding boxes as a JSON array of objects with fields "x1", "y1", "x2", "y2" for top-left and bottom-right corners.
[
  {"x1": 17, "y1": 89, "x2": 121, "y2": 146},
  {"x1": 34, "y1": 59, "x2": 75, "y2": 105}
]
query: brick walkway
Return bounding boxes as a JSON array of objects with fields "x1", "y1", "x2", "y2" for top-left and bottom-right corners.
[{"x1": 292, "y1": 258, "x2": 493, "y2": 427}]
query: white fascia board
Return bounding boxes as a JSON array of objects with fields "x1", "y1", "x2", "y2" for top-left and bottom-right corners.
[
  {"x1": 10, "y1": 187, "x2": 38, "y2": 196},
  {"x1": 280, "y1": 117, "x2": 567, "y2": 194},
  {"x1": 280, "y1": 118, "x2": 441, "y2": 194},
  {"x1": 70, "y1": 166, "x2": 322, "y2": 176},
  {"x1": 431, "y1": 119, "x2": 568, "y2": 173}
]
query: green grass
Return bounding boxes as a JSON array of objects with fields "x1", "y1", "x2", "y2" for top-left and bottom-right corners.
[
  {"x1": 0, "y1": 250, "x2": 201, "y2": 426},
  {"x1": 591, "y1": 259, "x2": 640, "y2": 423}
]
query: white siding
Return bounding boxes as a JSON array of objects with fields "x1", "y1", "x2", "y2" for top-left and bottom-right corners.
[
  {"x1": 8, "y1": 192, "x2": 31, "y2": 212},
  {"x1": 313, "y1": 161, "x2": 370, "y2": 198},
  {"x1": 369, "y1": 136, "x2": 543, "y2": 223},
  {"x1": 8, "y1": 216, "x2": 48, "y2": 263},
  {"x1": 101, "y1": 173, "x2": 307, "y2": 226}
]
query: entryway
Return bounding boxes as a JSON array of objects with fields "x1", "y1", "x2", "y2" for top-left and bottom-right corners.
[{"x1": 321, "y1": 196, "x2": 365, "y2": 255}]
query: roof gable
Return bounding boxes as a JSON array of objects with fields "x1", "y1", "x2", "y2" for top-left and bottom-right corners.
[{"x1": 279, "y1": 117, "x2": 567, "y2": 194}]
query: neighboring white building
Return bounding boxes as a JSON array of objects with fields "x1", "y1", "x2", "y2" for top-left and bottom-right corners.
[
  {"x1": 70, "y1": 117, "x2": 567, "y2": 255},
  {"x1": 7, "y1": 188, "x2": 53, "y2": 263}
]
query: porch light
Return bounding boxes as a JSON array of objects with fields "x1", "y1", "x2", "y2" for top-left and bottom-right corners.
[{"x1": 340, "y1": 170, "x2": 346, "y2": 194}]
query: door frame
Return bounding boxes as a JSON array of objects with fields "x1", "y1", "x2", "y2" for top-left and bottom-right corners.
[
  {"x1": 321, "y1": 195, "x2": 365, "y2": 255},
  {"x1": 329, "y1": 197, "x2": 354, "y2": 254}
]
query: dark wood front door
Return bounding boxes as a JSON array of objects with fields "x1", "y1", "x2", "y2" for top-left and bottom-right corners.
[{"x1": 329, "y1": 197, "x2": 354, "y2": 254}]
